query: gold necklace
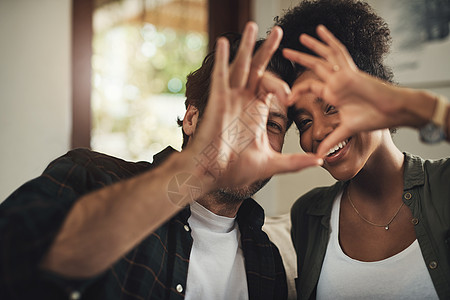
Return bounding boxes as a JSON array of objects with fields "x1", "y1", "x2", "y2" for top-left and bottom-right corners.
[{"x1": 347, "y1": 187, "x2": 404, "y2": 230}]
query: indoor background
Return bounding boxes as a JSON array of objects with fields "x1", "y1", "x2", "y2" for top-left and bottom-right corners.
[{"x1": 1, "y1": 0, "x2": 449, "y2": 216}]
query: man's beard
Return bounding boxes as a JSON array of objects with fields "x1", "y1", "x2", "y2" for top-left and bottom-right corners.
[{"x1": 213, "y1": 177, "x2": 271, "y2": 205}]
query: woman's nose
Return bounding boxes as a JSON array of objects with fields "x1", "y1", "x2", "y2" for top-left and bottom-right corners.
[{"x1": 313, "y1": 116, "x2": 337, "y2": 143}]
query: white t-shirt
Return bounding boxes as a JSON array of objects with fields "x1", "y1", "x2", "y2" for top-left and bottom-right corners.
[
  {"x1": 317, "y1": 191, "x2": 439, "y2": 299},
  {"x1": 185, "y1": 201, "x2": 248, "y2": 300}
]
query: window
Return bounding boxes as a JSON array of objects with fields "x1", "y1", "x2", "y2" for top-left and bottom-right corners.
[
  {"x1": 91, "y1": 0, "x2": 207, "y2": 161},
  {"x1": 71, "y1": 0, "x2": 250, "y2": 158}
]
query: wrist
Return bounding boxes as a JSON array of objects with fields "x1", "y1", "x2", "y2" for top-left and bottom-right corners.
[
  {"x1": 163, "y1": 149, "x2": 216, "y2": 206},
  {"x1": 399, "y1": 89, "x2": 436, "y2": 128},
  {"x1": 430, "y1": 94, "x2": 449, "y2": 127},
  {"x1": 415, "y1": 92, "x2": 449, "y2": 144}
]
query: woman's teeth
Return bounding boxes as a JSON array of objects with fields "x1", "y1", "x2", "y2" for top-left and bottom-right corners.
[{"x1": 326, "y1": 139, "x2": 349, "y2": 156}]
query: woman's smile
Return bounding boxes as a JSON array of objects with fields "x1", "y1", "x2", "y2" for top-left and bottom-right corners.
[{"x1": 324, "y1": 137, "x2": 352, "y2": 165}]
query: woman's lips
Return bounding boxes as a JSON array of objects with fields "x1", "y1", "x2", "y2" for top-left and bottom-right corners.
[{"x1": 324, "y1": 137, "x2": 351, "y2": 164}]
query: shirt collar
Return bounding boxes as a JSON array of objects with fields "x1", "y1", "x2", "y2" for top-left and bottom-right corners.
[
  {"x1": 236, "y1": 198, "x2": 265, "y2": 229},
  {"x1": 175, "y1": 198, "x2": 264, "y2": 228},
  {"x1": 402, "y1": 152, "x2": 425, "y2": 190},
  {"x1": 305, "y1": 152, "x2": 426, "y2": 217},
  {"x1": 305, "y1": 181, "x2": 345, "y2": 217},
  {"x1": 152, "y1": 146, "x2": 177, "y2": 166}
]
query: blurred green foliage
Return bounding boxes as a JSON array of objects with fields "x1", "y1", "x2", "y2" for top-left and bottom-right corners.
[{"x1": 91, "y1": 23, "x2": 207, "y2": 160}]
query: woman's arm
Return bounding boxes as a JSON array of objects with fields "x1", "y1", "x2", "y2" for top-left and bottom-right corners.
[{"x1": 283, "y1": 25, "x2": 450, "y2": 157}]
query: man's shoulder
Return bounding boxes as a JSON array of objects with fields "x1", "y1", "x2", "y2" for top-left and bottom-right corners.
[
  {"x1": 46, "y1": 148, "x2": 152, "y2": 178},
  {"x1": 63, "y1": 148, "x2": 149, "y2": 166}
]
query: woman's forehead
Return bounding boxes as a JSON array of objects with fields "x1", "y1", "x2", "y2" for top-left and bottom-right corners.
[
  {"x1": 291, "y1": 70, "x2": 327, "y2": 110},
  {"x1": 292, "y1": 70, "x2": 319, "y2": 85}
]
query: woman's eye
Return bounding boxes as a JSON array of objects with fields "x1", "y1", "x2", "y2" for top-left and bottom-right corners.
[
  {"x1": 296, "y1": 118, "x2": 312, "y2": 133},
  {"x1": 325, "y1": 105, "x2": 337, "y2": 114}
]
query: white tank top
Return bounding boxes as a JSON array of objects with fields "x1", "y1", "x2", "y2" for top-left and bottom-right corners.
[{"x1": 316, "y1": 191, "x2": 439, "y2": 299}]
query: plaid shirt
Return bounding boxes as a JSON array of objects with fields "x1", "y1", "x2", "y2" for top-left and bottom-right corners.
[{"x1": 0, "y1": 147, "x2": 287, "y2": 300}]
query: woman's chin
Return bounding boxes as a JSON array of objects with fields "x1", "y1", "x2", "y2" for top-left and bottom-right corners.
[{"x1": 323, "y1": 164, "x2": 358, "y2": 181}]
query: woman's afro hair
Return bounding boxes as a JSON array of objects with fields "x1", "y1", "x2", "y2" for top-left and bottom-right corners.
[{"x1": 274, "y1": 0, "x2": 394, "y2": 82}]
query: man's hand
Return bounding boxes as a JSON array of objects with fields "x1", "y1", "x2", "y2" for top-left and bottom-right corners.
[
  {"x1": 40, "y1": 23, "x2": 323, "y2": 279},
  {"x1": 188, "y1": 22, "x2": 322, "y2": 190}
]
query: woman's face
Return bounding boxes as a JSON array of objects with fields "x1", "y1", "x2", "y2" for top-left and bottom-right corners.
[{"x1": 291, "y1": 71, "x2": 384, "y2": 181}]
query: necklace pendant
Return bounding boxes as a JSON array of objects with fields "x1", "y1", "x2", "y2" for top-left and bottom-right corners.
[{"x1": 385, "y1": 225, "x2": 389, "y2": 230}]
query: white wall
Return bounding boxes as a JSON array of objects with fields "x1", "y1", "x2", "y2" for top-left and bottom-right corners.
[
  {"x1": 252, "y1": 0, "x2": 450, "y2": 216},
  {"x1": 253, "y1": 0, "x2": 297, "y2": 38},
  {"x1": 0, "y1": 0, "x2": 71, "y2": 202}
]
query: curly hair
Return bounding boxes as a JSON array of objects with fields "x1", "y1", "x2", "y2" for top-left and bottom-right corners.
[
  {"x1": 274, "y1": 0, "x2": 394, "y2": 82},
  {"x1": 177, "y1": 34, "x2": 295, "y2": 148}
]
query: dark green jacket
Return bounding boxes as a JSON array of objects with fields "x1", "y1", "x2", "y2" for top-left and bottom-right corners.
[{"x1": 291, "y1": 153, "x2": 450, "y2": 299}]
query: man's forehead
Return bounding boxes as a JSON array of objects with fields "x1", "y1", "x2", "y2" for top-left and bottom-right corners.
[
  {"x1": 269, "y1": 96, "x2": 288, "y2": 115},
  {"x1": 268, "y1": 97, "x2": 289, "y2": 124}
]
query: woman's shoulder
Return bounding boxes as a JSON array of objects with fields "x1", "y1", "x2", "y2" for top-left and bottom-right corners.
[
  {"x1": 291, "y1": 182, "x2": 343, "y2": 217},
  {"x1": 404, "y1": 152, "x2": 450, "y2": 179}
]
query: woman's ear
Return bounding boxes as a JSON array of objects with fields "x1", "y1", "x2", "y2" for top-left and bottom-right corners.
[{"x1": 182, "y1": 104, "x2": 200, "y2": 138}]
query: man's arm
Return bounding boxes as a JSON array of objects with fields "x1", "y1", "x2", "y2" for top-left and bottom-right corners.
[
  {"x1": 39, "y1": 149, "x2": 200, "y2": 278},
  {"x1": 39, "y1": 23, "x2": 321, "y2": 279}
]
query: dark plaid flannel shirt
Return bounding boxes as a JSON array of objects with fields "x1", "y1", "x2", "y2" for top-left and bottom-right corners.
[{"x1": 0, "y1": 147, "x2": 287, "y2": 300}]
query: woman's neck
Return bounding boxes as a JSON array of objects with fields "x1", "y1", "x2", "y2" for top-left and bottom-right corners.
[{"x1": 350, "y1": 134, "x2": 404, "y2": 200}]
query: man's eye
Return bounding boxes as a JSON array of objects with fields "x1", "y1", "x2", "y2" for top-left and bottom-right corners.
[{"x1": 267, "y1": 121, "x2": 283, "y2": 133}]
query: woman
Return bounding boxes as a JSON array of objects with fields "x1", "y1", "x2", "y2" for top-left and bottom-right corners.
[{"x1": 275, "y1": 0, "x2": 450, "y2": 299}]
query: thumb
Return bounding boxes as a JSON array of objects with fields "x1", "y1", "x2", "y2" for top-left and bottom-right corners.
[
  {"x1": 290, "y1": 78, "x2": 325, "y2": 100},
  {"x1": 266, "y1": 152, "x2": 323, "y2": 176},
  {"x1": 259, "y1": 72, "x2": 291, "y2": 106}
]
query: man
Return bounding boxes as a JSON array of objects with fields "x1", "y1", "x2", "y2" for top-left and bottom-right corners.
[{"x1": 0, "y1": 23, "x2": 321, "y2": 299}]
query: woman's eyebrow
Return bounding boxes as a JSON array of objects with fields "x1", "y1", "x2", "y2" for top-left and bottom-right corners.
[
  {"x1": 314, "y1": 97, "x2": 324, "y2": 105},
  {"x1": 289, "y1": 107, "x2": 306, "y2": 118}
]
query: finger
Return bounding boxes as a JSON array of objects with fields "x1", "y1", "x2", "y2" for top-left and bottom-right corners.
[
  {"x1": 247, "y1": 26, "x2": 283, "y2": 92},
  {"x1": 290, "y1": 78, "x2": 327, "y2": 103},
  {"x1": 259, "y1": 92, "x2": 273, "y2": 129},
  {"x1": 259, "y1": 72, "x2": 291, "y2": 106},
  {"x1": 316, "y1": 25, "x2": 355, "y2": 68},
  {"x1": 229, "y1": 22, "x2": 258, "y2": 88},
  {"x1": 289, "y1": 78, "x2": 340, "y2": 106},
  {"x1": 283, "y1": 49, "x2": 332, "y2": 79},
  {"x1": 210, "y1": 37, "x2": 230, "y2": 100},
  {"x1": 266, "y1": 152, "x2": 323, "y2": 176},
  {"x1": 316, "y1": 125, "x2": 353, "y2": 157},
  {"x1": 298, "y1": 33, "x2": 340, "y2": 65}
]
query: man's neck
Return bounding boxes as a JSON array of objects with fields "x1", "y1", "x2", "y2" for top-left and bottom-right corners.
[{"x1": 195, "y1": 193, "x2": 244, "y2": 218}]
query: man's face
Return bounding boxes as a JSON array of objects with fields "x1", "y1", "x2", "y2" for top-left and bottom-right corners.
[
  {"x1": 215, "y1": 97, "x2": 289, "y2": 202},
  {"x1": 183, "y1": 93, "x2": 289, "y2": 202}
]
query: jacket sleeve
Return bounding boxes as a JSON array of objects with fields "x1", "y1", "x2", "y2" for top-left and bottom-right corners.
[{"x1": 0, "y1": 150, "x2": 113, "y2": 299}]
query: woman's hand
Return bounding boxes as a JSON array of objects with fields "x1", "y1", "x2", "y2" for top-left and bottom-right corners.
[{"x1": 283, "y1": 25, "x2": 433, "y2": 157}]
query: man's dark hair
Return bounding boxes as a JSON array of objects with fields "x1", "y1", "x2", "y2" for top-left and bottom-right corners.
[
  {"x1": 177, "y1": 33, "x2": 295, "y2": 148},
  {"x1": 275, "y1": 0, "x2": 394, "y2": 82}
]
